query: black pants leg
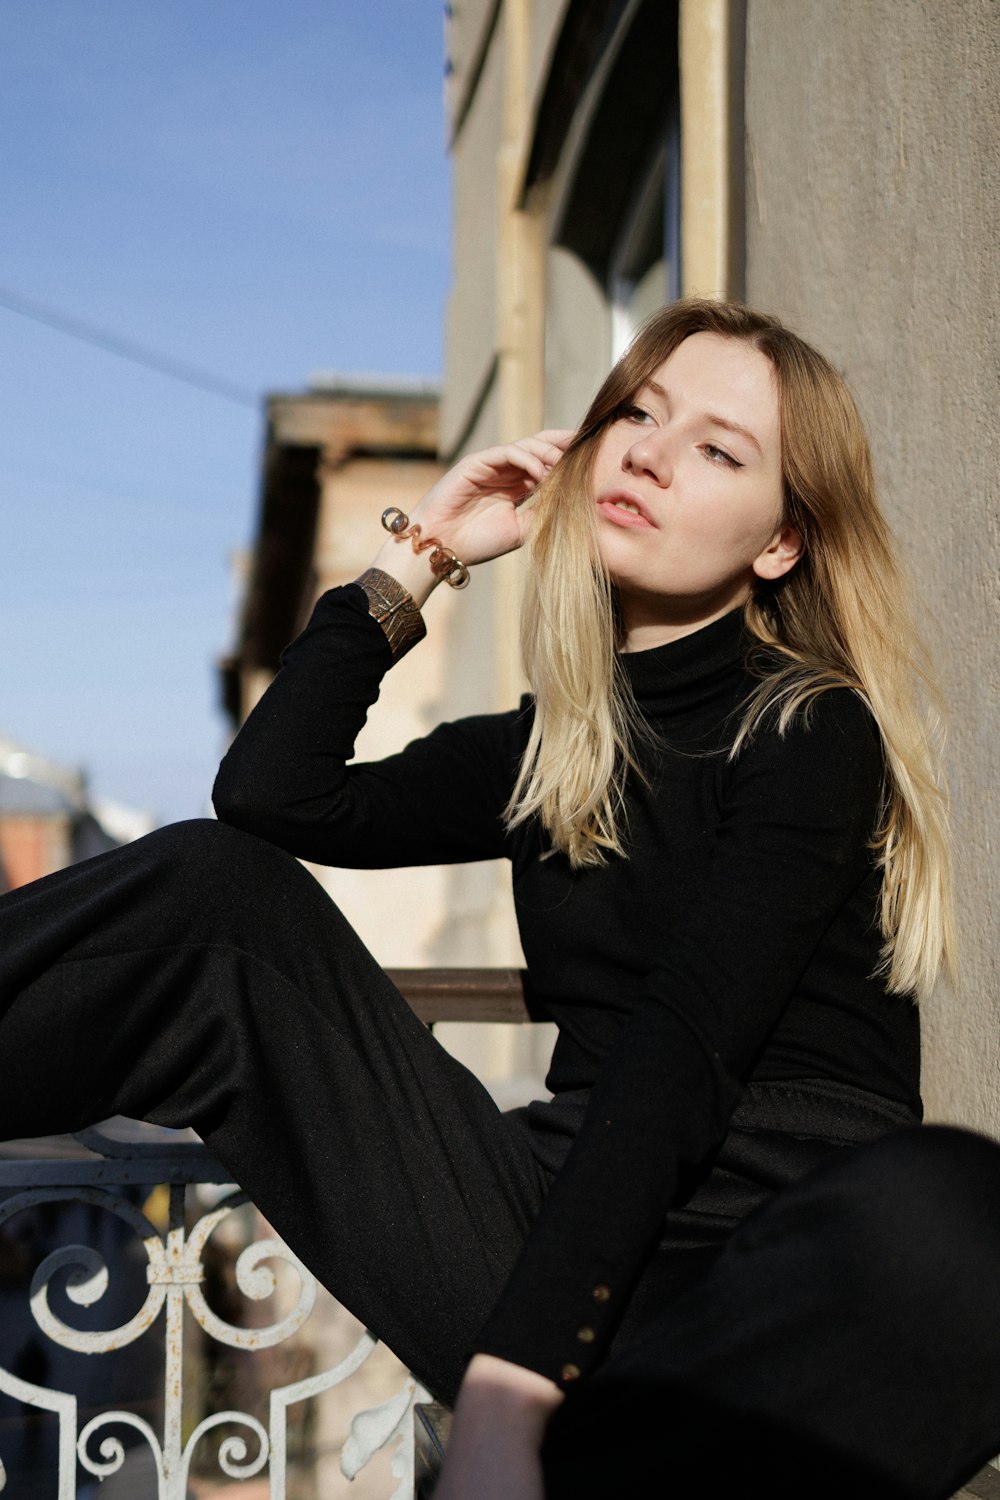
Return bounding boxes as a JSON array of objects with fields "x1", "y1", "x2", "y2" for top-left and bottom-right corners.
[
  {"x1": 0, "y1": 819, "x2": 548, "y2": 1404},
  {"x1": 5, "y1": 820, "x2": 1000, "y2": 1493},
  {"x1": 543, "y1": 1124, "x2": 1000, "y2": 1500}
]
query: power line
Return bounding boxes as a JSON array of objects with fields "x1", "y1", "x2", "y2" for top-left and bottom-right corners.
[{"x1": 0, "y1": 284, "x2": 260, "y2": 409}]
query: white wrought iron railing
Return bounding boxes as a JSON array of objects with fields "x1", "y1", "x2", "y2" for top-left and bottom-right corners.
[
  {"x1": 0, "y1": 971, "x2": 533, "y2": 1499},
  {"x1": 0, "y1": 1122, "x2": 428, "y2": 1499}
]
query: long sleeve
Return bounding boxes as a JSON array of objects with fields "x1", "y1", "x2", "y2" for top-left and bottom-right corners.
[
  {"x1": 475, "y1": 689, "x2": 890, "y2": 1385},
  {"x1": 213, "y1": 584, "x2": 522, "y2": 867}
]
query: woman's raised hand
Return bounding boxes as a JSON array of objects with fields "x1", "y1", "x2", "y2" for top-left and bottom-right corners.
[
  {"x1": 410, "y1": 431, "x2": 574, "y2": 563},
  {"x1": 370, "y1": 431, "x2": 574, "y2": 606}
]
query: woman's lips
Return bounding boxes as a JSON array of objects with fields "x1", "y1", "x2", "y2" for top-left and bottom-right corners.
[{"x1": 596, "y1": 493, "x2": 656, "y2": 529}]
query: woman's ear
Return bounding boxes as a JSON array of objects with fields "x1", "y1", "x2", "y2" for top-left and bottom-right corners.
[{"x1": 752, "y1": 523, "x2": 803, "y2": 581}]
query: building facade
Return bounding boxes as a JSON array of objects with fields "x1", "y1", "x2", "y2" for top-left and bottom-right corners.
[{"x1": 438, "y1": 0, "x2": 1000, "y2": 1128}]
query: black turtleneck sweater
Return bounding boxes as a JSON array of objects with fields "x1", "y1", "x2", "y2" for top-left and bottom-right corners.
[{"x1": 213, "y1": 583, "x2": 921, "y2": 1387}]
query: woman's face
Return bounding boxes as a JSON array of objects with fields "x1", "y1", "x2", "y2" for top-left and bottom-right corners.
[{"x1": 591, "y1": 331, "x2": 801, "y2": 650}]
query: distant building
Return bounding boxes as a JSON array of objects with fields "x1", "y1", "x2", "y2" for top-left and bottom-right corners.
[
  {"x1": 0, "y1": 736, "x2": 154, "y2": 890},
  {"x1": 221, "y1": 375, "x2": 443, "y2": 726},
  {"x1": 219, "y1": 377, "x2": 474, "y2": 965}
]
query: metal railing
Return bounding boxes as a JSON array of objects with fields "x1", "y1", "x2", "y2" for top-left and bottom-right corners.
[
  {"x1": 0, "y1": 969, "x2": 530, "y2": 1500},
  {"x1": 0, "y1": 1126, "x2": 428, "y2": 1498}
]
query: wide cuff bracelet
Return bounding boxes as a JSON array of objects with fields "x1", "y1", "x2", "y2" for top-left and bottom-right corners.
[{"x1": 354, "y1": 567, "x2": 427, "y2": 664}]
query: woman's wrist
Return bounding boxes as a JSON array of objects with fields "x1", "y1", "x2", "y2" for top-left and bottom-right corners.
[
  {"x1": 370, "y1": 537, "x2": 442, "y2": 609},
  {"x1": 354, "y1": 565, "x2": 427, "y2": 663},
  {"x1": 356, "y1": 507, "x2": 471, "y2": 662},
  {"x1": 456, "y1": 1354, "x2": 564, "y2": 1437}
]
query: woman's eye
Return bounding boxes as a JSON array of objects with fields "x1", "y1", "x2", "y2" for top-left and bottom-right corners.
[
  {"x1": 618, "y1": 403, "x2": 653, "y2": 425},
  {"x1": 703, "y1": 443, "x2": 742, "y2": 469}
]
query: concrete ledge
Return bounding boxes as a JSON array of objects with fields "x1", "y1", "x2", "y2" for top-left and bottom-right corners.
[{"x1": 956, "y1": 1465, "x2": 1000, "y2": 1499}]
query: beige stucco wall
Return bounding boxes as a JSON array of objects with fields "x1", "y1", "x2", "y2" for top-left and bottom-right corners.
[
  {"x1": 680, "y1": 0, "x2": 744, "y2": 300},
  {"x1": 744, "y1": 0, "x2": 1000, "y2": 1131},
  {"x1": 437, "y1": 0, "x2": 564, "y2": 1093},
  {"x1": 441, "y1": 6, "x2": 504, "y2": 459}
]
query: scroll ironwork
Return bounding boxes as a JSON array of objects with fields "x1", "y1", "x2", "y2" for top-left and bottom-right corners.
[{"x1": 0, "y1": 1123, "x2": 426, "y2": 1498}]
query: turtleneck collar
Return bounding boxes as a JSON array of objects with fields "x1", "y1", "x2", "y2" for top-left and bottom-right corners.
[{"x1": 617, "y1": 606, "x2": 750, "y2": 723}]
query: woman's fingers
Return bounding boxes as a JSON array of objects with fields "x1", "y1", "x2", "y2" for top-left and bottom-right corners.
[
  {"x1": 503, "y1": 430, "x2": 576, "y2": 471},
  {"x1": 532, "y1": 427, "x2": 576, "y2": 452},
  {"x1": 462, "y1": 431, "x2": 575, "y2": 491},
  {"x1": 458, "y1": 449, "x2": 546, "y2": 493},
  {"x1": 403, "y1": 429, "x2": 579, "y2": 563}
]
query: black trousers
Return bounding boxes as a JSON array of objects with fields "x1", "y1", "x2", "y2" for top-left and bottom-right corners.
[{"x1": 1, "y1": 819, "x2": 999, "y2": 1498}]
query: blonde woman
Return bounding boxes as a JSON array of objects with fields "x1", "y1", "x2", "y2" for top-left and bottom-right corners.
[{"x1": 1, "y1": 301, "x2": 997, "y2": 1499}]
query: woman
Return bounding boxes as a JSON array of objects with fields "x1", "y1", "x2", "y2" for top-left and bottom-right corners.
[{"x1": 1, "y1": 300, "x2": 998, "y2": 1499}]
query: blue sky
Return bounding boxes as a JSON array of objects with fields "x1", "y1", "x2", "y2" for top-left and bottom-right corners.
[{"x1": 0, "y1": 0, "x2": 450, "y2": 823}]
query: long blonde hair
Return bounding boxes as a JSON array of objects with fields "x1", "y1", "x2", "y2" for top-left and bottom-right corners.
[{"x1": 507, "y1": 299, "x2": 954, "y2": 1000}]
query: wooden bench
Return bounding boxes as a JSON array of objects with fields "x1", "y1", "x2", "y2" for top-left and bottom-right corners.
[{"x1": 386, "y1": 965, "x2": 534, "y2": 1025}]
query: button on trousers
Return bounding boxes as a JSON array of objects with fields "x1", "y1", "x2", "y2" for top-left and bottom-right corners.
[{"x1": 1, "y1": 819, "x2": 999, "y2": 1498}]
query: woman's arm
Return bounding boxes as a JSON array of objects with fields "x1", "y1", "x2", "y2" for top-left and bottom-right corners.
[
  {"x1": 213, "y1": 585, "x2": 522, "y2": 865},
  {"x1": 213, "y1": 432, "x2": 571, "y2": 867},
  {"x1": 474, "y1": 690, "x2": 887, "y2": 1384}
]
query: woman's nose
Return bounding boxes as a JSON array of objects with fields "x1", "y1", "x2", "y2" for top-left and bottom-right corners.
[{"x1": 623, "y1": 433, "x2": 672, "y2": 486}]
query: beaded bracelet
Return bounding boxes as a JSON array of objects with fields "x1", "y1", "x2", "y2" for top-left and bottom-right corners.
[{"x1": 380, "y1": 506, "x2": 470, "y2": 589}]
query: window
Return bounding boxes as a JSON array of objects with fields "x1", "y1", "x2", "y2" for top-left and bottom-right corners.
[{"x1": 609, "y1": 112, "x2": 681, "y2": 357}]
